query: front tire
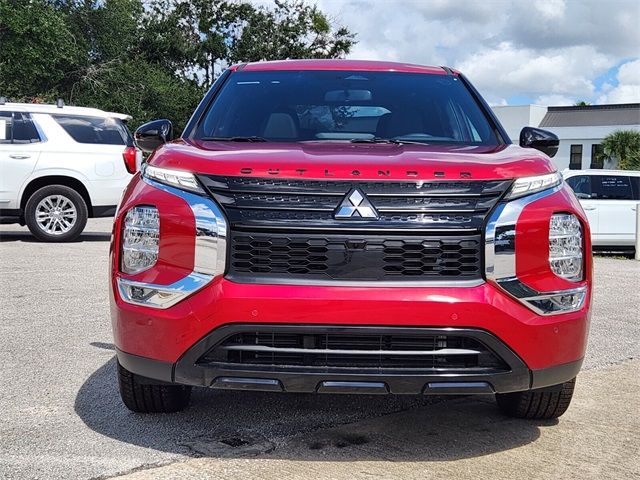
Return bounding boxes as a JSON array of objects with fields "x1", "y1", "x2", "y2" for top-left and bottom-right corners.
[
  {"x1": 117, "y1": 361, "x2": 191, "y2": 413},
  {"x1": 496, "y1": 377, "x2": 576, "y2": 419},
  {"x1": 24, "y1": 185, "x2": 88, "y2": 242}
]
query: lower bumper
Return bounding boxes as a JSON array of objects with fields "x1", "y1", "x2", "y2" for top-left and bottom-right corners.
[{"x1": 116, "y1": 324, "x2": 583, "y2": 395}]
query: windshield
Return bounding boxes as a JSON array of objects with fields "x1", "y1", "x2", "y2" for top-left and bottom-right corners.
[{"x1": 194, "y1": 70, "x2": 500, "y2": 146}]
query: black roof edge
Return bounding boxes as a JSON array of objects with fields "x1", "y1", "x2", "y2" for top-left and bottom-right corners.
[
  {"x1": 235, "y1": 63, "x2": 248, "y2": 71},
  {"x1": 548, "y1": 103, "x2": 640, "y2": 111},
  {"x1": 440, "y1": 66, "x2": 454, "y2": 76}
]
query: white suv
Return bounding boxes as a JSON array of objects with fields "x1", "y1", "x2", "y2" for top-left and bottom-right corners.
[
  {"x1": 563, "y1": 169, "x2": 640, "y2": 249},
  {"x1": 0, "y1": 101, "x2": 140, "y2": 241}
]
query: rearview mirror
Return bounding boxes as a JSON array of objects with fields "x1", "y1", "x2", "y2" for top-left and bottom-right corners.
[
  {"x1": 135, "y1": 119, "x2": 173, "y2": 153},
  {"x1": 324, "y1": 89, "x2": 372, "y2": 102},
  {"x1": 519, "y1": 127, "x2": 559, "y2": 158}
]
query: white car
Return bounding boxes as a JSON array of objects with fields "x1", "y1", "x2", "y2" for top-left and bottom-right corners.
[
  {"x1": 563, "y1": 169, "x2": 640, "y2": 249},
  {"x1": 0, "y1": 100, "x2": 140, "y2": 241}
]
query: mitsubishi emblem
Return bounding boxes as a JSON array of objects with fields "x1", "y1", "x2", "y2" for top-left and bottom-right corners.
[{"x1": 334, "y1": 189, "x2": 379, "y2": 219}]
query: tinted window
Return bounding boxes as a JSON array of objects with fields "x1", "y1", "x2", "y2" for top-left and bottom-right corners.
[
  {"x1": 53, "y1": 115, "x2": 132, "y2": 145},
  {"x1": 629, "y1": 176, "x2": 640, "y2": 200},
  {"x1": 196, "y1": 71, "x2": 499, "y2": 145},
  {"x1": 0, "y1": 112, "x2": 41, "y2": 144},
  {"x1": 565, "y1": 175, "x2": 592, "y2": 198},
  {"x1": 592, "y1": 175, "x2": 633, "y2": 200},
  {"x1": 569, "y1": 144, "x2": 582, "y2": 169},
  {"x1": 590, "y1": 144, "x2": 604, "y2": 169}
]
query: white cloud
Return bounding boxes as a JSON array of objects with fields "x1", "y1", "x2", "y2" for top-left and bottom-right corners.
[
  {"x1": 311, "y1": 0, "x2": 640, "y2": 105},
  {"x1": 534, "y1": 94, "x2": 575, "y2": 106},
  {"x1": 598, "y1": 59, "x2": 640, "y2": 103}
]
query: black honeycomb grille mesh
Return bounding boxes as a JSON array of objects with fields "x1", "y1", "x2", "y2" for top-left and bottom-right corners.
[{"x1": 230, "y1": 233, "x2": 482, "y2": 281}]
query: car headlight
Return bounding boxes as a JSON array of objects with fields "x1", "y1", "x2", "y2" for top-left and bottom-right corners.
[
  {"x1": 505, "y1": 172, "x2": 562, "y2": 200},
  {"x1": 142, "y1": 164, "x2": 204, "y2": 194},
  {"x1": 121, "y1": 206, "x2": 160, "y2": 274},
  {"x1": 549, "y1": 213, "x2": 583, "y2": 282}
]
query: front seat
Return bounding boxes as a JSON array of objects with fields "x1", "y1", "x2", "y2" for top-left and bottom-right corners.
[{"x1": 262, "y1": 112, "x2": 299, "y2": 140}]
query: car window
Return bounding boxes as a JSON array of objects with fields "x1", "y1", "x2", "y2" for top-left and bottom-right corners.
[
  {"x1": 0, "y1": 112, "x2": 41, "y2": 144},
  {"x1": 565, "y1": 175, "x2": 592, "y2": 199},
  {"x1": 630, "y1": 176, "x2": 640, "y2": 200},
  {"x1": 591, "y1": 175, "x2": 633, "y2": 200},
  {"x1": 196, "y1": 71, "x2": 500, "y2": 145},
  {"x1": 52, "y1": 115, "x2": 133, "y2": 145}
]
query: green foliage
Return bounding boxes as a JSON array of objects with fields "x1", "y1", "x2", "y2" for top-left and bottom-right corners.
[
  {"x1": 0, "y1": 0, "x2": 82, "y2": 99},
  {"x1": 0, "y1": 0, "x2": 355, "y2": 133},
  {"x1": 602, "y1": 130, "x2": 640, "y2": 170},
  {"x1": 574, "y1": 101, "x2": 590, "y2": 106}
]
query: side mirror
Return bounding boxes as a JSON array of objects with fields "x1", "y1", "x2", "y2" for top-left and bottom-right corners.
[
  {"x1": 519, "y1": 127, "x2": 559, "y2": 158},
  {"x1": 134, "y1": 119, "x2": 173, "y2": 153}
]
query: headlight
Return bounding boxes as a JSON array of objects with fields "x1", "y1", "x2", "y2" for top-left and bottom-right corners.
[
  {"x1": 122, "y1": 206, "x2": 160, "y2": 274},
  {"x1": 143, "y1": 164, "x2": 204, "y2": 194},
  {"x1": 505, "y1": 172, "x2": 562, "y2": 200},
  {"x1": 549, "y1": 213, "x2": 583, "y2": 281}
]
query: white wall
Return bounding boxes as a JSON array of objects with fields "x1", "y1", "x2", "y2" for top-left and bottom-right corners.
[
  {"x1": 545, "y1": 125, "x2": 640, "y2": 170},
  {"x1": 491, "y1": 105, "x2": 640, "y2": 171},
  {"x1": 492, "y1": 105, "x2": 548, "y2": 142}
]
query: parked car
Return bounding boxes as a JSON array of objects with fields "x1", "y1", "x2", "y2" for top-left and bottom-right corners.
[
  {"x1": 110, "y1": 60, "x2": 591, "y2": 420},
  {"x1": 563, "y1": 169, "x2": 640, "y2": 250},
  {"x1": 0, "y1": 100, "x2": 140, "y2": 241}
]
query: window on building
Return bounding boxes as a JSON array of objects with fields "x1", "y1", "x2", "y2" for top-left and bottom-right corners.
[
  {"x1": 590, "y1": 144, "x2": 604, "y2": 169},
  {"x1": 569, "y1": 144, "x2": 583, "y2": 170}
]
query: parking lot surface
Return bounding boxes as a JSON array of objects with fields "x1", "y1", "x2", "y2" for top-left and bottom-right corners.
[{"x1": 1, "y1": 218, "x2": 639, "y2": 480}]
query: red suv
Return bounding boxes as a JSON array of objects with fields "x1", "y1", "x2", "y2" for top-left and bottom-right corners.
[{"x1": 110, "y1": 60, "x2": 591, "y2": 419}]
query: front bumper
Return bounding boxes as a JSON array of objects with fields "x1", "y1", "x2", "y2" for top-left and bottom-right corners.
[{"x1": 116, "y1": 324, "x2": 583, "y2": 395}]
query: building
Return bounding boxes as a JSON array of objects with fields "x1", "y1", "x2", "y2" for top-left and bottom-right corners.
[{"x1": 492, "y1": 103, "x2": 640, "y2": 171}]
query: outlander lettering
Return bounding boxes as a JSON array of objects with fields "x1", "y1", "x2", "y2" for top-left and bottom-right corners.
[{"x1": 110, "y1": 60, "x2": 591, "y2": 419}]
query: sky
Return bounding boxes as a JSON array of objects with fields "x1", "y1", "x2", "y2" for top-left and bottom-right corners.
[{"x1": 312, "y1": 0, "x2": 640, "y2": 106}]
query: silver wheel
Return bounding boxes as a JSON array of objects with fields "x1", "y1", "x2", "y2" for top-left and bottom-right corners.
[{"x1": 35, "y1": 194, "x2": 78, "y2": 235}]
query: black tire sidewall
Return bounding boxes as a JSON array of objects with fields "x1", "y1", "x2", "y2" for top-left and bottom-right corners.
[{"x1": 25, "y1": 185, "x2": 88, "y2": 242}]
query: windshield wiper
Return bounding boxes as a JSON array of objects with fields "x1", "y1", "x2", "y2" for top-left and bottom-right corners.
[
  {"x1": 201, "y1": 136, "x2": 268, "y2": 142},
  {"x1": 350, "y1": 137, "x2": 431, "y2": 146},
  {"x1": 350, "y1": 137, "x2": 402, "y2": 144}
]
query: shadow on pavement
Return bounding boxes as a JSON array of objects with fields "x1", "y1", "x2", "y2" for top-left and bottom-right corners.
[
  {"x1": 0, "y1": 230, "x2": 111, "y2": 242},
  {"x1": 75, "y1": 357, "x2": 550, "y2": 461}
]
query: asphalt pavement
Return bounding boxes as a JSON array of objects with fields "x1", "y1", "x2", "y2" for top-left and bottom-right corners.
[{"x1": 0, "y1": 218, "x2": 638, "y2": 480}]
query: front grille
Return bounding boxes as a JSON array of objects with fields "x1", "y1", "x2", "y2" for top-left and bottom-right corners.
[
  {"x1": 229, "y1": 232, "x2": 481, "y2": 281},
  {"x1": 198, "y1": 175, "x2": 510, "y2": 283},
  {"x1": 198, "y1": 330, "x2": 509, "y2": 373}
]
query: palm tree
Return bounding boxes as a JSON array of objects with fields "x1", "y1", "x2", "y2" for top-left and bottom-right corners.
[{"x1": 601, "y1": 130, "x2": 640, "y2": 170}]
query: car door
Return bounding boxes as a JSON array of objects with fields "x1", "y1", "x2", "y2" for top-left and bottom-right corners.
[
  {"x1": 565, "y1": 175, "x2": 599, "y2": 240},
  {"x1": 0, "y1": 112, "x2": 42, "y2": 210},
  {"x1": 590, "y1": 174, "x2": 636, "y2": 246}
]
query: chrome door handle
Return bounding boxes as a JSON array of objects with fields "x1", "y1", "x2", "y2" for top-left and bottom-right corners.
[
  {"x1": 583, "y1": 206, "x2": 596, "y2": 211},
  {"x1": 9, "y1": 154, "x2": 31, "y2": 160}
]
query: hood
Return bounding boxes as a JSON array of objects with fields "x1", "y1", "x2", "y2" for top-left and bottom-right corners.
[{"x1": 148, "y1": 140, "x2": 556, "y2": 181}]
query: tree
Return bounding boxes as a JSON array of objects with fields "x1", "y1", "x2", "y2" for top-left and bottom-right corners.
[
  {"x1": 229, "y1": 1, "x2": 356, "y2": 65},
  {"x1": 574, "y1": 101, "x2": 590, "y2": 106},
  {"x1": 601, "y1": 130, "x2": 640, "y2": 170},
  {"x1": 0, "y1": 0, "x2": 82, "y2": 100},
  {"x1": 0, "y1": 0, "x2": 356, "y2": 132}
]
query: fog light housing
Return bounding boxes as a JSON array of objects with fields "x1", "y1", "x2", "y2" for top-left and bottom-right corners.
[
  {"x1": 122, "y1": 206, "x2": 159, "y2": 274},
  {"x1": 549, "y1": 213, "x2": 583, "y2": 282}
]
